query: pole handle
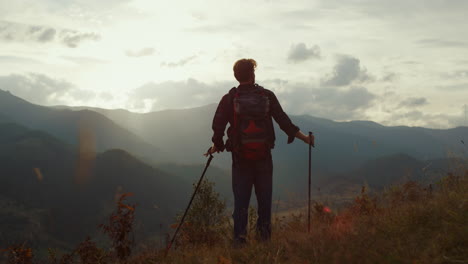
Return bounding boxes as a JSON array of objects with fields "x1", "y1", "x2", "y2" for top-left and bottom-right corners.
[{"x1": 309, "y1": 131, "x2": 315, "y2": 148}]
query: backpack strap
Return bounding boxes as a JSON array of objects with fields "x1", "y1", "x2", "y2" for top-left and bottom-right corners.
[
  {"x1": 225, "y1": 87, "x2": 240, "y2": 152},
  {"x1": 226, "y1": 87, "x2": 238, "y2": 129},
  {"x1": 232, "y1": 88, "x2": 239, "y2": 133}
]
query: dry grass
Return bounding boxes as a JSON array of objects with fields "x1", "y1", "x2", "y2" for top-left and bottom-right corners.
[
  {"x1": 129, "y1": 170, "x2": 467, "y2": 264},
  {"x1": 2, "y1": 170, "x2": 467, "y2": 264}
]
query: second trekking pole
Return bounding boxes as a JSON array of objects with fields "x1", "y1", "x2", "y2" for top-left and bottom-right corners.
[
  {"x1": 308, "y1": 131, "x2": 313, "y2": 233},
  {"x1": 165, "y1": 150, "x2": 214, "y2": 257}
]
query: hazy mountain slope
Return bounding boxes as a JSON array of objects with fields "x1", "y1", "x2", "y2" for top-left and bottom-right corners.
[
  {"x1": 0, "y1": 89, "x2": 161, "y2": 161},
  {"x1": 158, "y1": 163, "x2": 232, "y2": 202},
  {"x1": 56, "y1": 104, "x2": 224, "y2": 164},
  {"x1": 59, "y1": 103, "x2": 467, "y2": 174},
  {"x1": 55, "y1": 104, "x2": 216, "y2": 157},
  {"x1": 48, "y1": 99, "x2": 468, "y2": 203},
  {"x1": 0, "y1": 112, "x2": 10, "y2": 123},
  {"x1": 267, "y1": 116, "x2": 464, "y2": 191},
  {"x1": 343, "y1": 153, "x2": 426, "y2": 188},
  {"x1": 0, "y1": 123, "x2": 190, "y2": 247},
  {"x1": 1, "y1": 121, "x2": 461, "y2": 250},
  {"x1": 321, "y1": 153, "x2": 465, "y2": 198}
]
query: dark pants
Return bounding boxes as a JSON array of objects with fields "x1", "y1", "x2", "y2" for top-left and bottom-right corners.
[{"x1": 232, "y1": 152, "x2": 273, "y2": 243}]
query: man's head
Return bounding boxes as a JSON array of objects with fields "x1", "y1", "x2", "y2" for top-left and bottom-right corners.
[{"x1": 233, "y1": 58, "x2": 257, "y2": 84}]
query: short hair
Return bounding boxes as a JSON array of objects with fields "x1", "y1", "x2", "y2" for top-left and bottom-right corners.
[{"x1": 233, "y1": 58, "x2": 257, "y2": 82}]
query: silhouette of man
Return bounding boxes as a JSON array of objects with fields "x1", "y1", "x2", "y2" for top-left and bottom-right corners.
[{"x1": 206, "y1": 58, "x2": 314, "y2": 245}]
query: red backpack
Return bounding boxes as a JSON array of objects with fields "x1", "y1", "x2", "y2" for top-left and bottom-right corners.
[{"x1": 232, "y1": 85, "x2": 270, "y2": 160}]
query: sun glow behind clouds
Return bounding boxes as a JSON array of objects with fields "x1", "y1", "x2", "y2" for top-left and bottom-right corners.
[
  {"x1": 0, "y1": 0, "x2": 467, "y2": 128},
  {"x1": 56, "y1": 0, "x2": 251, "y2": 100}
]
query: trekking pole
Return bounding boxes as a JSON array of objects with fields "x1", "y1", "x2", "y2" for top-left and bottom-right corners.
[
  {"x1": 165, "y1": 149, "x2": 214, "y2": 257},
  {"x1": 308, "y1": 131, "x2": 313, "y2": 233}
]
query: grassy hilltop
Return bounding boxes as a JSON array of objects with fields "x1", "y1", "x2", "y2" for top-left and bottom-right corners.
[{"x1": 3, "y1": 168, "x2": 467, "y2": 264}]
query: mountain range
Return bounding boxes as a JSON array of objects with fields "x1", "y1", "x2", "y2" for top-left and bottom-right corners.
[
  {"x1": 55, "y1": 100, "x2": 467, "y2": 170},
  {"x1": 52, "y1": 93, "x2": 467, "y2": 194},
  {"x1": 0, "y1": 122, "x2": 192, "y2": 247},
  {"x1": 0, "y1": 89, "x2": 163, "y2": 163},
  {"x1": 2, "y1": 87, "x2": 467, "y2": 195},
  {"x1": 0, "y1": 88, "x2": 466, "y2": 250}
]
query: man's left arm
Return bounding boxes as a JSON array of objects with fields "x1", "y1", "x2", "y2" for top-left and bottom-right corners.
[{"x1": 269, "y1": 91, "x2": 314, "y2": 146}]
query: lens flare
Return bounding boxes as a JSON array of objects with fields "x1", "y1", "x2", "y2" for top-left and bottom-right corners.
[
  {"x1": 75, "y1": 118, "x2": 96, "y2": 185},
  {"x1": 33, "y1": 168, "x2": 43, "y2": 181}
]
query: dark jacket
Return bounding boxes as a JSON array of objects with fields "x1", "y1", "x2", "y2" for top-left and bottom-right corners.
[{"x1": 211, "y1": 83, "x2": 300, "y2": 152}]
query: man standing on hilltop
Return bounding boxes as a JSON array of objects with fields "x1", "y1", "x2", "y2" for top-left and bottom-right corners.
[{"x1": 205, "y1": 58, "x2": 314, "y2": 245}]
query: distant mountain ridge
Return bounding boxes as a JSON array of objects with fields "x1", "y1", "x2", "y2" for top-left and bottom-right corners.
[
  {"x1": 3, "y1": 89, "x2": 466, "y2": 253},
  {"x1": 0, "y1": 89, "x2": 162, "y2": 162},
  {"x1": 2, "y1": 88, "x2": 466, "y2": 183},
  {"x1": 53, "y1": 98, "x2": 467, "y2": 173},
  {"x1": 0, "y1": 122, "x2": 190, "y2": 247},
  {"x1": 48, "y1": 96, "x2": 468, "y2": 200}
]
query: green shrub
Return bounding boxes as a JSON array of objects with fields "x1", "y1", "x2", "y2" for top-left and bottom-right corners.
[{"x1": 172, "y1": 179, "x2": 230, "y2": 247}]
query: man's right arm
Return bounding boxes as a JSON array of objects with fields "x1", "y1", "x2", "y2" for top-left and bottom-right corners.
[{"x1": 211, "y1": 94, "x2": 230, "y2": 152}]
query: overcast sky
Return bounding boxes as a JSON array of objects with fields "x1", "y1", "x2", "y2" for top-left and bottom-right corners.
[{"x1": 1, "y1": 0, "x2": 467, "y2": 128}]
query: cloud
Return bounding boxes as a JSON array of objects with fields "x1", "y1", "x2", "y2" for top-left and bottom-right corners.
[
  {"x1": 0, "y1": 73, "x2": 95, "y2": 105},
  {"x1": 279, "y1": 9, "x2": 324, "y2": 22},
  {"x1": 384, "y1": 110, "x2": 465, "y2": 128},
  {"x1": 190, "y1": 11, "x2": 207, "y2": 21},
  {"x1": 72, "y1": 0, "x2": 132, "y2": 9},
  {"x1": 59, "y1": 30, "x2": 101, "y2": 48},
  {"x1": 127, "y1": 76, "x2": 461, "y2": 128},
  {"x1": 373, "y1": 89, "x2": 465, "y2": 128},
  {"x1": 381, "y1": 72, "x2": 398, "y2": 82},
  {"x1": 436, "y1": 83, "x2": 468, "y2": 91},
  {"x1": 319, "y1": 0, "x2": 468, "y2": 18},
  {"x1": 262, "y1": 79, "x2": 377, "y2": 120},
  {"x1": 184, "y1": 22, "x2": 257, "y2": 33},
  {"x1": 441, "y1": 70, "x2": 468, "y2": 80},
  {"x1": 403, "y1": 61, "x2": 421, "y2": 65},
  {"x1": 125, "y1": 47, "x2": 155, "y2": 57},
  {"x1": 0, "y1": 21, "x2": 56, "y2": 43},
  {"x1": 287, "y1": 43, "x2": 321, "y2": 63},
  {"x1": 321, "y1": 55, "x2": 372, "y2": 87},
  {"x1": 454, "y1": 71, "x2": 468, "y2": 78},
  {"x1": 310, "y1": 86, "x2": 376, "y2": 120},
  {"x1": 0, "y1": 21, "x2": 100, "y2": 48},
  {"x1": 416, "y1": 38, "x2": 468, "y2": 48},
  {"x1": 0, "y1": 56, "x2": 42, "y2": 64},
  {"x1": 128, "y1": 75, "x2": 377, "y2": 120},
  {"x1": 128, "y1": 78, "x2": 236, "y2": 111},
  {"x1": 61, "y1": 56, "x2": 108, "y2": 65},
  {"x1": 397, "y1": 97, "x2": 428, "y2": 108},
  {"x1": 160, "y1": 56, "x2": 197, "y2": 67},
  {"x1": 99, "y1": 92, "x2": 114, "y2": 101},
  {"x1": 37, "y1": 28, "x2": 56, "y2": 42},
  {"x1": 262, "y1": 78, "x2": 460, "y2": 128}
]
